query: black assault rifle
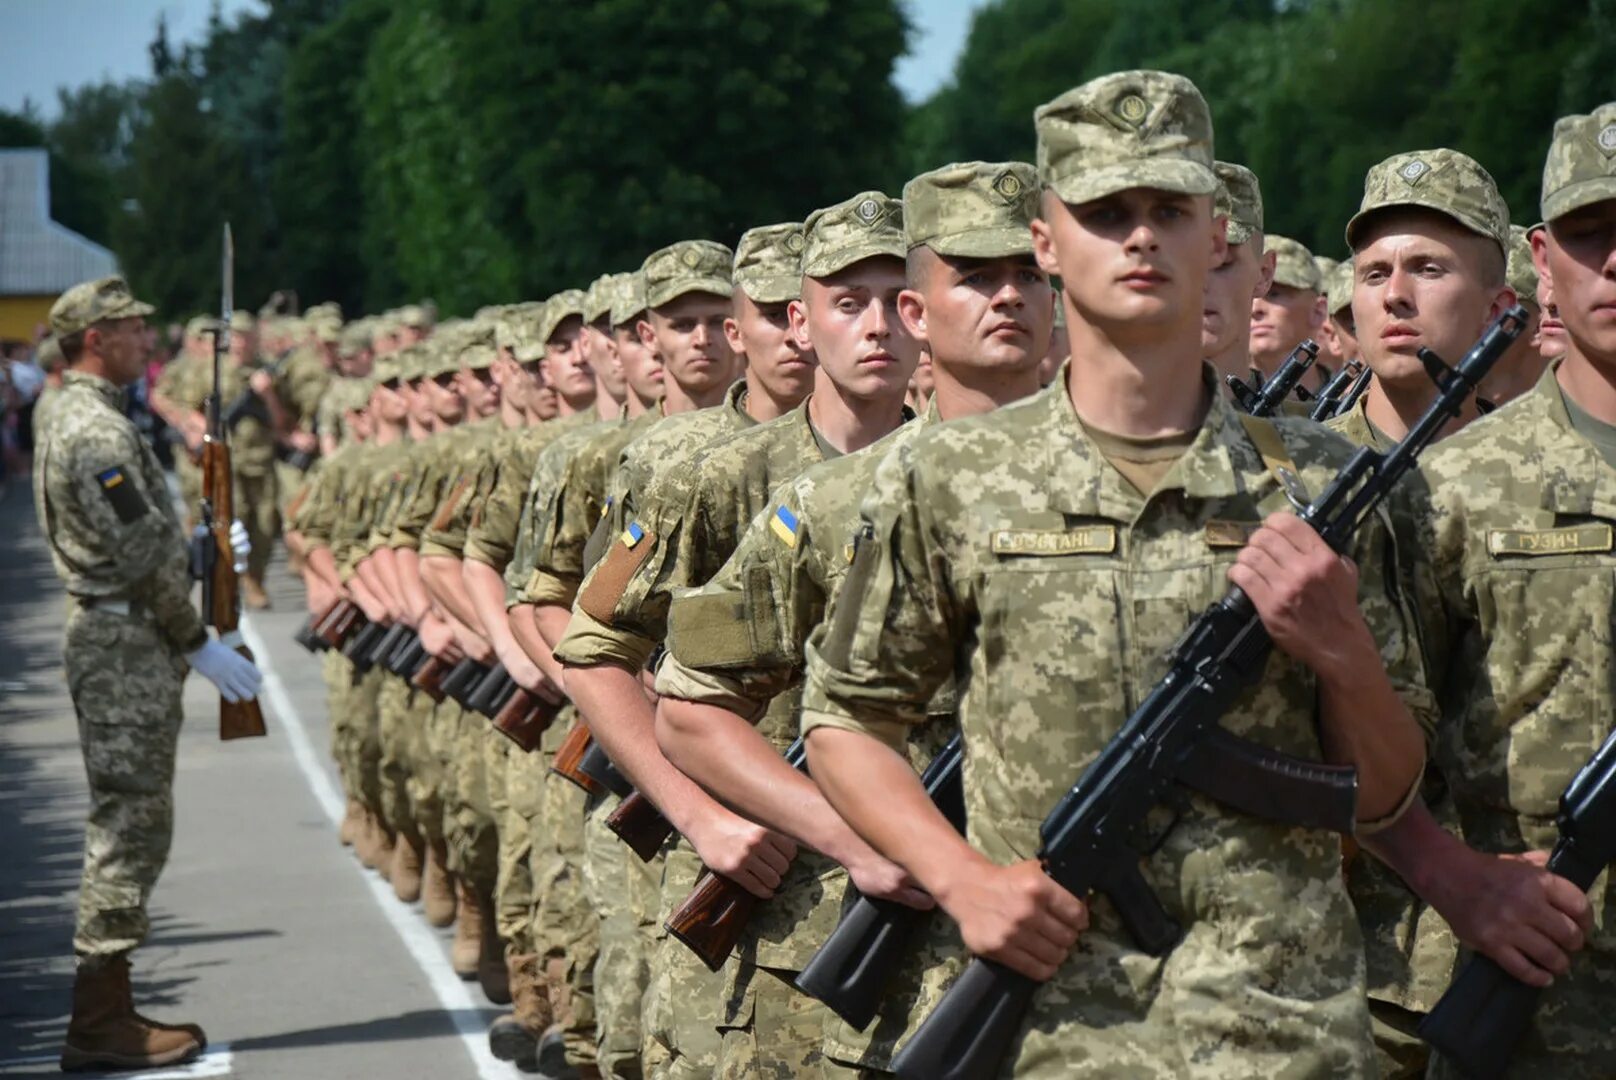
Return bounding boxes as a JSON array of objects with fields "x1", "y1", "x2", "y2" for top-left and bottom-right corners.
[
  {"x1": 1226, "y1": 339, "x2": 1318, "y2": 415},
  {"x1": 888, "y1": 306, "x2": 1528, "y2": 1080}
]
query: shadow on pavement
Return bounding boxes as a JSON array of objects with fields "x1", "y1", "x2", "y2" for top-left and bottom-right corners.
[{"x1": 228, "y1": 1006, "x2": 478, "y2": 1052}]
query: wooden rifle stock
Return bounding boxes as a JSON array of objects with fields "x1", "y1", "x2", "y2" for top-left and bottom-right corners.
[
  {"x1": 665, "y1": 869, "x2": 753, "y2": 973},
  {"x1": 549, "y1": 722, "x2": 604, "y2": 795},
  {"x1": 411, "y1": 655, "x2": 451, "y2": 703},
  {"x1": 492, "y1": 689, "x2": 561, "y2": 752},
  {"x1": 606, "y1": 791, "x2": 676, "y2": 863},
  {"x1": 315, "y1": 599, "x2": 363, "y2": 648}
]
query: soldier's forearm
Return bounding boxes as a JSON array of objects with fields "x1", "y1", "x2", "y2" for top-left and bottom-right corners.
[
  {"x1": 305, "y1": 544, "x2": 345, "y2": 593},
  {"x1": 370, "y1": 546, "x2": 409, "y2": 622},
  {"x1": 353, "y1": 557, "x2": 397, "y2": 621},
  {"x1": 463, "y1": 559, "x2": 517, "y2": 654},
  {"x1": 421, "y1": 554, "x2": 486, "y2": 634},
  {"x1": 1317, "y1": 662, "x2": 1426, "y2": 825},
  {"x1": 393, "y1": 547, "x2": 433, "y2": 625},
  {"x1": 509, "y1": 603, "x2": 565, "y2": 687}
]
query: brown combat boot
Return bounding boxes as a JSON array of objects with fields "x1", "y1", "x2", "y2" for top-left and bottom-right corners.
[
  {"x1": 476, "y1": 894, "x2": 510, "y2": 1005},
  {"x1": 60, "y1": 957, "x2": 204, "y2": 1072},
  {"x1": 422, "y1": 841, "x2": 456, "y2": 927},
  {"x1": 339, "y1": 799, "x2": 364, "y2": 847},
  {"x1": 355, "y1": 812, "x2": 381, "y2": 869},
  {"x1": 486, "y1": 952, "x2": 549, "y2": 1068},
  {"x1": 451, "y1": 881, "x2": 482, "y2": 978},
  {"x1": 391, "y1": 832, "x2": 424, "y2": 904},
  {"x1": 371, "y1": 823, "x2": 397, "y2": 882},
  {"x1": 241, "y1": 575, "x2": 271, "y2": 610}
]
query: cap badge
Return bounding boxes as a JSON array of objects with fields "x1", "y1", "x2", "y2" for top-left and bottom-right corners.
[
  {"x1": 855, "y1": 198, "x2": 881, "y2": 225},
  {"x1": 783, "y1": 231, "x2": 805, "y2": 255},
  {"x1": 680, "y1": 248, "x2": 701, "y2": 268},
  {"x1": 1598, "y1": 123, "x2": 1616, "y2": 156},
  {"x1": 992, "y1": 171, "x2": 1024, "y2": 202},
  {"x1": 1399, "y1": 159, "x2": 1430, "y2": 184},
  {"x1": 1115, "y1": 93, "x2": 1149, "y2": 126}
]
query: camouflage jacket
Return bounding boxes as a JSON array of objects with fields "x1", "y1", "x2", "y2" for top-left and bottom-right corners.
[
  {"x1": 463, "y1": 413, "x2": 594, "y2": 572},
  {"x1": 507, "y1": 419, "x2": 612, "y2": 604}
]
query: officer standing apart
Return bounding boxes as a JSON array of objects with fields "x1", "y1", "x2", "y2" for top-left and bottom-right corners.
[{"x1": 34, "y1": 277, "x2": 262, "y2": 1073}]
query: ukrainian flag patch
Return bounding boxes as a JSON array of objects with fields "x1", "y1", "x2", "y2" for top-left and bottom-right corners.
[
  {"x1": 770, "y1": 505, "x2": 799, "y2": 548},
  {"x1": 621, "y1": 520, "x2": 646, "y2": 548},
  {"x1": 97, "y1": 467, "x2": 126, "y2": 489}
]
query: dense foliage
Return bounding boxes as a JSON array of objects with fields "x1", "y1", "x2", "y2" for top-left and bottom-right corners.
[{"x1": 4, "y1": 0, "x2": 1612, "y2": 317}]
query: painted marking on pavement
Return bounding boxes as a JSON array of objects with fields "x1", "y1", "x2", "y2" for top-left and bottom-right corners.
[
  {"x1": 237, "y1": 616, "x2": 505, "y2": 1080},
  {"x1": 0, "y1": 1047, "x2": 233, "y2": 1077}
]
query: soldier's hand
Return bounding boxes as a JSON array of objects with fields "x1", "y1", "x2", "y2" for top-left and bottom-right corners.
[
  {"x1": 249, "y1": 369, "x2": 273, "y2": 395},
  {"x1": 687, "y1": 810, "x2": 797, "y2": 900},
  {"x1": 1228, "y1": 511, "x2": 1374, "y2": 682},
  {"x1": 1435, "y1": 847, "x2": 1593, "y2": 988},
  {"x1": 287, "y1": 430, "x2": 318, "y2": 453},
  {"x1": 938, "y1": 858, "x2": 1087, "y2": 982},
  {"x1": 419, "y1": 615, "x2": 462, "y2": 661},
  {"x1": 185, "y1": 637, "x2": 263, "y2": 703},
  {"x1": 843, "y1": 844, "x2": 934, "y2": 910}
]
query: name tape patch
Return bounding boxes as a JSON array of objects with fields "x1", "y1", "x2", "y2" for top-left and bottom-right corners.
[
  {"x1": 1205, "y1": 520, "x2": 1260, "y2": 549},
  {"x1": 990, "y1": 526, "x2": 1116, "y2": 557},
  {"x1": 1487, "y1": 523, "x2": 1614, "y2": 557}
]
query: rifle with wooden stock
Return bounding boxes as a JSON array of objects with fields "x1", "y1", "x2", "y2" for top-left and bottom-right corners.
[
  {"x1": 550, "y1": 721, "x2": 604, "y2": 796},
  {"x1": 492, "y1": 687, "x2": 562, "y2": 752},
  {"x1": 314, "y1": 597, "x2": 365, "y2": 648},
  {"x1": 411, "y1": 654, "x2": 451, "y2": 702},
  {"x1": 192, "y1": 223, "x2": 266, "y2": 742}
]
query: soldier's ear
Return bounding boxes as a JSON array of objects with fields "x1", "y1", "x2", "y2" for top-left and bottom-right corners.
[{"x1": 897, "y1": 289, "x2": 928, "y2": 344}]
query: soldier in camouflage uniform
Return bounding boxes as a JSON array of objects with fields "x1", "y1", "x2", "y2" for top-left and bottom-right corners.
[
  {"x1": 148, "y1": 317, "x2": 215, "y2": 530},
  {"x1": 1322, "y1": 258, "x2": 1360, "y2": 366},
  {"x1": 1248, "y1": 232, "x2": 1328, "y2": 390},
  {"x1": 800, "y1": 71, "x2": 1437, "y2": 1079},
  {"x1": 652, "y1": 160, "x2": 1052, "y2": 1075},
  {"x1": 1200, "y1": 162, "x2": 1277, "y2": 390},
  {"x1": 557, "y1": 195, "x2": 919, "y2": 1078},
  {"x1": 1366, "y1": 101, "x2": 1616, "y2": 1080},
  {"x1": 1475, "y1": 223, "x2": 1552, "y2": 408},
  {"x1": 273, "y1": 310, "x2": 338, "y2": 536},
  {"x1": 37, "y1": 277, "x2": 262, "y2": 1071}
]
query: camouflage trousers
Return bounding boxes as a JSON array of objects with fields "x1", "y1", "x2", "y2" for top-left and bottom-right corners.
[
  {"x1": 496, "y1": 736, "x2": 545, "y2": 955},
  {"x1": 1370, "y1": 1000, "x2": 1429, "y2": 1080},
  {"x1": 584, "y1": 791, "x2": 658, "y2": 1079},
  {"x1": 274, "y1": 460, "x2": 310, "y2": 522},
  {"x1": 233, "y1": 468, "x2": 279, "y2": 582},
  {"x1": 63, "y1": 604, "x2": 186, "y2": 963},
  {"x1": 322, "y1": 649, "x2": 358, "y2": 802},
  {"x1": 716, "y1": 962, "x2": 858, "y2": 1080},
  {"x1": 345, "y1": 665, "x2": 386, "y2": 821},
  {"x1": 175, "y1": 456, "x2": 202, "y2": 532},
  {"x1": 531, "y1": 713, "x2": 597, "y2": 1071},
  {"x1": 444, "y1": 709, "x2": 499, "y2": 896},
  {"x1": 647, "y1": 840, "x2": 729, "y2": 1080},
  {"x1": 406, "y1": 696, "x2": 458, "y2": 849},
  {"x1": 376, "y1": 674, "x2": 423, "y2": 844}
]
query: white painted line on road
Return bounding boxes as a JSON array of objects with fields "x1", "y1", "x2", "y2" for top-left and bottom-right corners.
[
  {"x1": 0, "y1": 1046, "x2": 233, "y2": 1077},
  {"x1": 238, "y1": 616, "x2": 507, "y2": 1080}
]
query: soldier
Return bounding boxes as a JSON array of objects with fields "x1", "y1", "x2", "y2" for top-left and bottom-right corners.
[
  {"x1": 1529, "y1": 222, "x2": 1571, "y2": 360},
  {"x1": 652, "y1": 159, "x2": 1053, "y2": 1075},
  {"x1": 37, "y1": 277, "x2": 261, "y2": 1071},
  {"x1": 801, "y1": 70, "x2": 1433, "y2": 1077},
  {"x1": 1200, "y1": 161, "x2": 1276, "y2": 389},
  {"x1": 1475, "y1": 223, "x2": 1552, "y2": 407},
  {"x1": 148, "y1": 317, "x2": 213, "y2": 529},
  {"x1": 1366, "y1": 101, "x2": 1616, "y2": 1080},
  {"x1": 1248, "y1": 232, "x2": 1329, "y2": 390},
  {"x1": 1322, "y1": 259, "x2": 1360, "y2": 365},
  {"x1": 1326, "y1": 149, "x2": 1517, "y2": 450}
]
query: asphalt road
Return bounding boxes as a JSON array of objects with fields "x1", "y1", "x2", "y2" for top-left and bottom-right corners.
[{"x1": 0, "y1": 478, "x2": 506, "y2": 1079}]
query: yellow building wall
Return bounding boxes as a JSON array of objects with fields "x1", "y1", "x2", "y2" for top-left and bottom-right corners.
[{"x1": 0, "y1": 295, "x2": 55, "y2": 344}]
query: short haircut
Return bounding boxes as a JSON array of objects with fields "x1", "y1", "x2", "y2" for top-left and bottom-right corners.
[
  {"x1": 1353, "y1": 206, "x2": 1506, "y2": 288},
  {"x1": 59, "y1": 329, "x2": 87, "y2": 365}
]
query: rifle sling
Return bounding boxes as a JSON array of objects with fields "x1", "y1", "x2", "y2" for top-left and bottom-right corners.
[{"x1": 1169, "y1": 727, "x2": 1357, "y2": 834}]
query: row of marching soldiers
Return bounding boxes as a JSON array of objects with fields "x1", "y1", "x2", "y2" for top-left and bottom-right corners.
[{"x1": 285, "y1": 69, "x2": 1616, "y2": 1080}]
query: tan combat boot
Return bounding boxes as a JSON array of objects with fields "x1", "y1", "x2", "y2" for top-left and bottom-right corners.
[
  {"x1": 451, "y1": 881, "x2": 482, "y2": 978},
  {"x1": 391, "y1": 832, "x2": 424, "y2": 904},
  {"x1": 241, "y1": 574, "x2": 271, "y2": 610},
  {"x1": 422, "y1": 841, "x2": 456, "y2": 927},
  {"x1": 371, "y1": 823, "x2": 397, "y2": 883},
  {"x1": 486, "y1": 952, "x2": 549, "y2": 1068},
  {"x1": 60, "y1": 957, "x2": 204, "y2": 1072},
  {"x1": 338, "y1": 799, "x2": 364, "y2": 847},
  {"x1": 476, "y1": 894, "x2": 510, "y2": 1005},
  {"x1": 355, "y1": 811, "x2": 381, "y2": 869}
]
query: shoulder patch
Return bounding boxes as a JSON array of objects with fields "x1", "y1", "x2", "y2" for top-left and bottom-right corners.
[
  {"x1": 990, "y1": 525, "x2": 1116, "y2": 557},
  {"x1": 770, "y1": 505, "x2": 799, "y2": 548},
  {"x1": 95, "y1": 465, "x2": 148, "y2": 523},
  {"x1": 578, "y1": 523, "x2": 658, "y2": 624},
  {"x1": 1487, "y1": 523, "x2": 1613, "y2": 558}
]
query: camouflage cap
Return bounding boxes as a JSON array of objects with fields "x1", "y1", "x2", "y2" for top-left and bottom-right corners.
[
  {"x1": 1506, "y1": 224, "x2": 1540, "y2": 305},
  {"x1": 305, "y1": 301, "x2": 343, "y2": 323},
  {"x1": 611, "y1": 272, "x2": 649, "y2": 328},
  {"x1": 801, "y1": 191, "x2": 905, "y2": 278},
  {"x1": 903, "y1": 161, "x2": 1038, "y2": 258},
  {"x1": 643, "y1": 241, "x2": 734, "y2": 309},
  {"x1": 228, "y1": 310, "x2": 256, "y2": 334},
  {"x1": 1541, "y1": 103, "x2": 1616, "y2": 222},
  {"x1": 1266, "y1": 235, "x2": 1322, "y2": 292},
  {"x1": 311, "y1": 320, "x2": 342, "y2": 345},
  {"x1": 1326, "y1": 259, "x2": 1355, "y2": 316},
  {"x1": 184, "y1": 315, "x2": 217, "y2": 339},
  {"x1": 1345, "y1": 148, "x2": 1510, "y2": 255},
  {"x1": 583, "y1": 274, "x2": 618, "y2": 324},
  {"x1": 1035, "y1": 70, "x2": 1216, "y2": 207},
  {"x1": 536, "y1": 289, "x2": 588, "y2": 344},
  {"x1": 460, "y1": 343, "x2": 497, "y2": 372},
  {"x1": 49, "y1": 276, "x2": 156, "y2": 337},
  {"x1": 1213, "y1": 161, "x2": 1263, "y2": 246},
  {"x1": 36, "y1": 335, "x2": 63, "y2": 375},
  {"x1": 339, "y1": 320, "x2": 373, "y2": 355},
  {"x1": 372, "y1": 354, "x2": 401, "y2": 386},
  {"x1": 397, "y1": 303, "x2": 431, "y2": 329},
  {"x1": 1314, "y1": 255, "x2": 1340, "y2": 282},
  {"x1": 733, "y1": 223, "x2": 805, "y2": 304}
]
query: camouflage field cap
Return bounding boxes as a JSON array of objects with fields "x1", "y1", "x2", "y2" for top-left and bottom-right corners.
[
  {"x1": 184, "y1": 315, "x2": 217, "y2": 340},
  {"x1": 397, "y1": 303, "x2": 431, "y2": 330},
  {"x1": 1035, "y1": 70, "x2": 1217, "y2": 206},
  {"x1": 372, "y1": 354, "x2": 401, "y2": 386},
  {"x1": 1541, "y1": 103, "x2": 1616, "y2": 221},
  {"x1": 36, "y1": 335, "x2": 63, "y2": 375},
  {"x1": 1326, "y1": 259, "x2": 1355, "y2": 317},
  {"x1": 49, "y1": 276, "x2": 156, "y2": 337},
  {"x1": 339, "y1": 320, "x2": 373, "y2": 355},
  {"x1": 642, "y1": 241, "x2": 734, "y2": 309},
  {"x1": 1506, "y1": 224, "x2": 1540, "y2": 304},
  {"x1": 537, "y1": 289, "x2": 588, "y2": 343},
  {"x1": 1314, "y1": 255, "x2": 1340, "y2": 282},
  {"x1": 460, "y1": 342, "x2": 497, "y2": 372},
  {"x1": 903, "y1": 161, "x2": 1038, "y2": 258},
  {"x1": 1266, "y1": 235, "x2": 1322, "y2": 291},
  {"x1": 1213, "y1": 161, "x2": 1263, "y2": 245},
  {"x1": 801, "y1": 191, "x2": 905, "y2": 278},
  {"x1": 733, "y1": 223, "x2": 805, "y2": 304},
  {"x1": 1345, "y1": 148, "x2": 1510, "y2": 255},
  {"x1": 611, "y1": 272, "x2": 649, "y2": 328},
  {"x1": 583, "y1": 274, "x2": 618, "y2": 324},
  {"x1": 306, "y1": 300, "x2": 342, "y2": 323},
  {"x1": 228, "y1": 310, "x2": 256, "y2": 334}
]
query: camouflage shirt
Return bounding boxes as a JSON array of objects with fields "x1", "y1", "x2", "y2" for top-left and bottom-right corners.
[
  {"x1": 802, "y1": 371, "x2": 1436, "y2": 1076},
  {"x1": 507, "y1": 419, "x2": 613, "y2": 604},
  {"x1": 420, "y1": 419, "x2": 509, "y2": 559},
  {"x1": 34, "y1": 371, "x2": 206, "y2": 652},
  {"x1": 463, "y1": 413, "x2": 593, "y2": 572}
]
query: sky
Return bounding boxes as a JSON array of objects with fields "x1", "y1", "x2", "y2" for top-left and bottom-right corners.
[{"x1": 0, "y1": 0, "x2": 987, "y2": 119}]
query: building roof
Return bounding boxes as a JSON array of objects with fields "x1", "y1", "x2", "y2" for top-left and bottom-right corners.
[{"x1": 0, "y1": 148, "x2": 118, "y2": 296}]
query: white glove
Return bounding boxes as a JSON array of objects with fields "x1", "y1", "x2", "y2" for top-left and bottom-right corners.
[
  {"x1": 229, "y1": 519, "x2": 251, "y2": 574},
  {"x1": 186, "y1": 636, "x2": 263, "y2": 703}
]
